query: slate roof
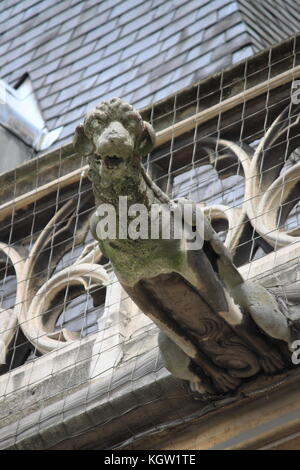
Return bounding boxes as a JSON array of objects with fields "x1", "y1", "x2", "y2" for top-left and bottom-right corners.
[{"x1": 0, "y1": 0, "x2": 299, "y2": 148}]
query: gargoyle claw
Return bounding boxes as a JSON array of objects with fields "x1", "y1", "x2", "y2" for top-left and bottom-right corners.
[
  {"x1": 212, "y1": 371, "x2": 241, "y2": 393},
  {"x1": 259, "y1": 352, "x2": 285, "y2": 374}
]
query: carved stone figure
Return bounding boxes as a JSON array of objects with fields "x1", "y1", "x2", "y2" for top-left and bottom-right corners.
[{"x1": 73, "y1": 97, "x2": 295, "y2": 394}]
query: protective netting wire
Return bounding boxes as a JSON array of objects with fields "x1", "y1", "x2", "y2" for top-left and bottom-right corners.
[{"x1": 0, "y1": 37, "x2": 300, "y2": 449}]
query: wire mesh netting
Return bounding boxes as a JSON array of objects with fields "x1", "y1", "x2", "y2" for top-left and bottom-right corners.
[{"x1": 0, "y1": 35, "x2": 300, "y2": 449}]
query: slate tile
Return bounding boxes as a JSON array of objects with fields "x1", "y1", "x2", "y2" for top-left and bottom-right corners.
[
  {"x1": 60, "y1": 42, "x2": 96, "y2": 68},
  {"x1": 152, "y1": 0, "x2": 179, "y2": 18},
  {"x1": 43, "y1": 64, "x2": 72, "y2": 87},
  {"x1": 75, "y1": 11, "x2": 111, "y2": 38},
  {"x1": 81, "y1": 51, "x2": 121, "y2": 79},
  {"x1": 50, "y1": 9, "x2": 82, "y2": 33},
  {"x1": 35, "y1": 84, "x2": 50, "y2": 102},
  {"x1": 120, "y1": 91, "x2": 134, "y2": 106},
  {"x1": 108, "y1": 67, "x2": 138, "y2": 93},
  {"x1": 121, "y1": 31, "x2": 161, "y2": 60},
  {"x1": 33, "y1": 76, "x2": 47, "y2": 92},
  {"x1": 174, "y1": 0, "x2": 205, "y2": 20},
  {"x1": 3, "y1": 21, "x2": 47, "y2": 49},
  {"x1": 120, "y1": 10, "x2": 154, "y2": 38},
  {"x1": 104, "y1": 31, "x2": 137, "y2": 59},
  {"x1": 138, "y1": 53, "x2": 166, "y2": 76},
  {"x1": 1, "y1": 50, "x2": 35, "y2": 76},
  {"x1": 1, "y1": 44, "x2": 25, "y2": 64},
  {"x1": 64, "y1": 36, "x2": 85, "y2": 56},
  {"x1": 41, "y1": 2, "x2": 82, "y2": 30},
  {"x1": 25, "y1": 25, "x2": 61, "y2": 53},
  {"x1": 110, "y1": 0, "x2": 148, "y2": 21},
  {"x1": 196, "y1": 0, "x2": 229, "y2": 20},
  {"x1": 153, "y1": 75, "x2": 192, "y2": 102},
  {"x1": 68, "y1": 81, "x2": 110, "y2": 111},
  {"x1": 225, "y1": 22, "x2": 247, "y2": 41},
  {"x1": 171, "y1": 54, "x2": 208, "y2": 82},
  {"x1": 186, "y1": 49, "x2": 211, "y2": 65},
  {"x1": 151, "y1": 0, "x2": 179, "y2": 10},
  {"x1": 57, "y1": 75, "x2": 98, "y2": 105},
  {"x1": 12, "y1": 0, "x2": 42, "y2": 16},
  {"x1": 76, "y1": 2, "x2": 104, "y2": 24},
  {"x1": 48, "y1": 0, "x2": 83, "y2": 30},
  {"x1": 159, "y1": 9, "x2": 199, "y2": 41},
  {"x1": 80, "y1": 61, "x2": 101, "y2": 81},
  {"x1": 0, "y1": 10, "x2": 26, "y2": 36},
  {"x1": 123, "y1": 72, "x2": 152, "y2": 95},
  {"x1": 161, "y1": 32, "x2": 181, "y2": 53},
  {"x1": 163, "y1": 41, "x2": 186, "y2": 63},
  {"x1": 97, "y1": 58, "x2": 135, "y2": 87},
  {"x1": 131, "y1": 82, "x2": 154, "y2": 103},
  {"x1": 149, "y1": 51, "x2": 188, "y2": 81},
  {"x1": 54, "y1": 104, "x2": 88, "y2": 128},
  {"x1": 183, "y1": 12, "x2": 217, "y2": 37},
  {"x1": 40, "y1": 91, "x2": 60, "y2": 110},
  {"x1": 163, "y1": 29, "x2": 206, "y2": 63},
  {"x1": 132, "y1": 95, "x2": 152, "y2": 109},
  {"x1": 199, "y1": 32, "x2": 228, "y2": 56},
  {"x1": 34, "y1": 30, "x2": 73, "y2": 60},
  {"x1": 117, "y1": 1, "x2": 153, "y2": 26},
  {"x1": 84, "y1": 19, "x2": 118, "y2": 44},
  {"x1": 95, "y1": 29, "x2": 121, "y2": 58},
  {"x1": 203, "y1": 11, "x2": 242, "y2": 41},
  {"x1": 232, "y1": 45, "x2": 253, "y2": 63},
  {"x1": 193, "y1": 54, "x2": 232, "y2": 81},
  {"x1": 0, "y1": 42, "x2": 10, "y2": 58},
  {"x1": 30, "y1": 58, "x2": 61, "y2": 80},
  {"x1": 1, "y1": 69, "x2": 19, "y2": 85},
  {"x1": 136, "y1": 11, "x2": 175, "y2": 40},
  {"x1": 0, "y1": 4, "x2": 15, "y2": 24},
  {"x1": 21, "y1": 1, "x2": 50, "y2": 23},
  {"x1": 46, "y1": 39, "x2": 80, "y2": 65},
  {"x1": 212, "y1": 32, "x2": 251, "y2": 61},
  {"x1": 149, "y1": 69, "x2": 178, "y2": 94},
  {"x1": 218, "y1": 1, "x2": 239, "y2": 19},
  {"x1": 135, "y1": 43, "x2": 162, "y2": 66}
]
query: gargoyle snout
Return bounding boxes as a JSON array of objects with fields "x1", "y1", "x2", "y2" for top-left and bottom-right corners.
[{"x1": 96, "y1": 121, "x2": 133, "y2": 158}]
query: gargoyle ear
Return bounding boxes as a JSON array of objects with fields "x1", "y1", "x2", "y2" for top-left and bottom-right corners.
[
  {"x1": 138, "y1": 121, "x2": 156, "y2": 157},
  {"x1": 73, "y1": 124, "x2": 94, "y2": 156}
]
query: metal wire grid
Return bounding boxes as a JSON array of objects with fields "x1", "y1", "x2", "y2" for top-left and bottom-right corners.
[{"x1": 0, "y1": 42, "x2": 300, "y2": 448}]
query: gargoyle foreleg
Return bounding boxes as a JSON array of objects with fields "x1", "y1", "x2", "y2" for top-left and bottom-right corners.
[
  {"x1": 123, "y1": 282, "x2": 241, "y2": 393},
  {"x1": 186, "y1": 228, "x2": 289, "y2": 373}
]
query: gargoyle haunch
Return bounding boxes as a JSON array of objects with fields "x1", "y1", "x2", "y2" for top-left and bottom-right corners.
[{"x1": 73, "y1": 97, "x2": 296, "y2": 394}]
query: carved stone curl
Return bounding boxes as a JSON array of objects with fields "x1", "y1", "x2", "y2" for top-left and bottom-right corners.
[{"x1": 0, "y1": 192, "x2": 108, "y2": 365}]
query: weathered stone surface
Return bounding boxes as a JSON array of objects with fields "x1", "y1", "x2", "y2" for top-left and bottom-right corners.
[{"x1": 75, "y1": 97, "x2": 299, "y2": 396}]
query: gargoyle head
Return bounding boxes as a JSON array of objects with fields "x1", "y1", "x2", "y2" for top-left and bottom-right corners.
[{"x1": 73, "y1": 98, "x2": 156, "y2": 178}]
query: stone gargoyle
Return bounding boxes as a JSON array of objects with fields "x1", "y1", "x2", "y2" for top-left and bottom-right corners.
[{"x1": 73, "y1": 97, "x2": 295, "y2": 395}]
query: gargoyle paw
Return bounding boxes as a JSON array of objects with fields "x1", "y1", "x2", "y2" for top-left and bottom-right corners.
[{"x1": 212, "y1": 371, "x2": 241, "y2": 393}]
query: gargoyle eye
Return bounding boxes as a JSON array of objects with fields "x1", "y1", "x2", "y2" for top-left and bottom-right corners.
[{"x1": 90, "y1": 119, "x2": 103, "y2": 129}]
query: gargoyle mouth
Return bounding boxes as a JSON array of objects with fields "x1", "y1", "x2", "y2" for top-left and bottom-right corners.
[{"x1": 103, "y1": 155, "x2": 124, "y2": 169}]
